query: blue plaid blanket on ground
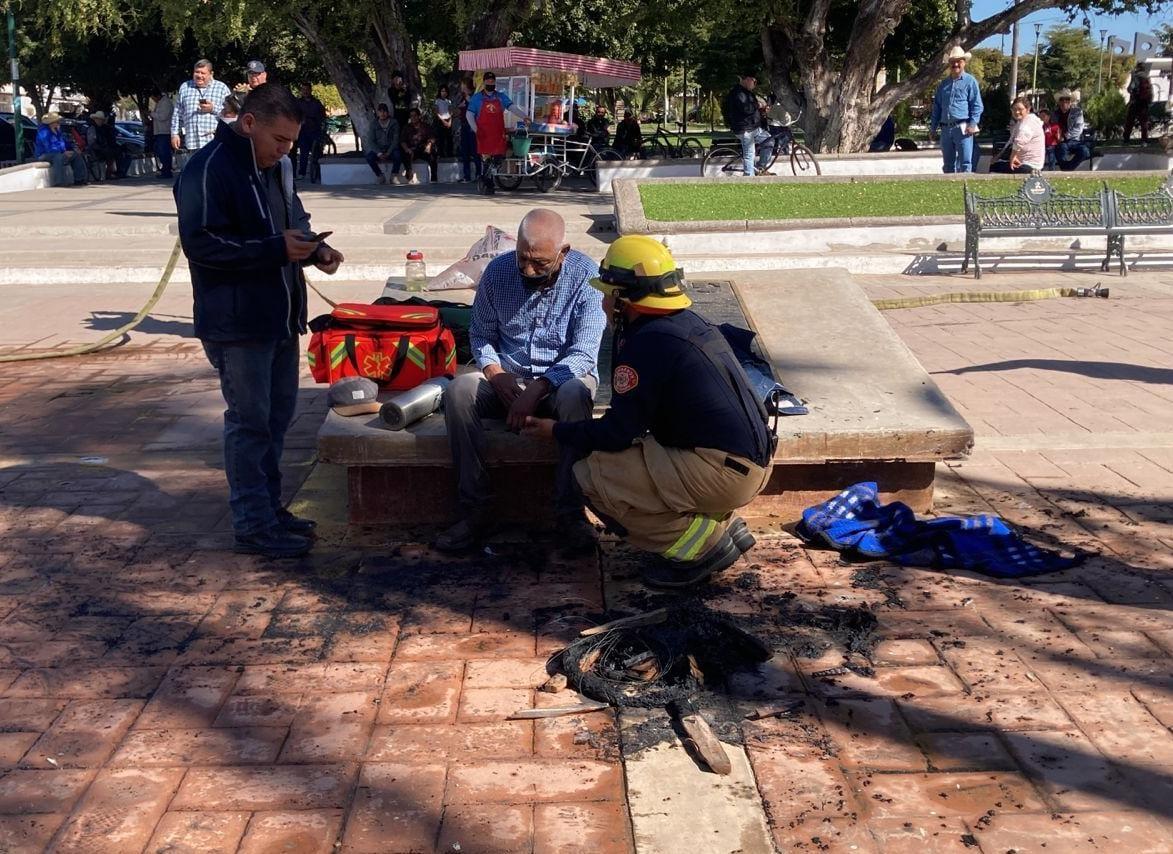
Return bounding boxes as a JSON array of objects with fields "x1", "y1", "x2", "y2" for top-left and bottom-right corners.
[{"x1": 795, "y1": 482, "x2": 1083, "y2": 578}]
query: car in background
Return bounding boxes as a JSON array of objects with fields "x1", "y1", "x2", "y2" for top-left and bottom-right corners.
[
  {"x1": 114, "y1": 123, "x2": 146, "y2": 154},
  {"x1": 0, "y1": 112, "x2": 37, "y2": 163}
]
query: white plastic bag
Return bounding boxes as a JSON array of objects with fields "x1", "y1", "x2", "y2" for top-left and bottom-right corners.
[{"x1": 428, "y1": 225, "x2": 517, "y2": 291}]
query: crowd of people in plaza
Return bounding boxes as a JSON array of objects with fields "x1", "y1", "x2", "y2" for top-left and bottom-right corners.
[{"x1": 32, "y1": 58, "x2": 328, "y2": 186}]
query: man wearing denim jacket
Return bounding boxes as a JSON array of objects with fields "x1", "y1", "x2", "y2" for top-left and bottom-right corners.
[
  {"x1": 930, "y1": 46, "x2": 984, "y2": 173},
  {"x1": 175, "y1": 84, "x2": 344, "y2": 558}
]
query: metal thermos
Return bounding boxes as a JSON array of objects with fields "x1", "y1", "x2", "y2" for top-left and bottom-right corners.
[{"x1": 379, "y1": 377, "x2": 451, "y2": 430}]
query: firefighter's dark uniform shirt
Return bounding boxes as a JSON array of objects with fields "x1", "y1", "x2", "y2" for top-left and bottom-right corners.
[{"x1": 554, "y1": 309, "x2": 770, "y2": 465}]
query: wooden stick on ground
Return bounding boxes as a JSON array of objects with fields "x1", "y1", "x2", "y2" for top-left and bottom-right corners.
[
  {"x1": 669, "y1": 698, "x2": 732, "y2": 775},
  {"x1": 507, "y1": 701, "x2": 609, "y2": 720},
  {"x1": 579, "y1": 608, "x2": 669, "y2": 637}
]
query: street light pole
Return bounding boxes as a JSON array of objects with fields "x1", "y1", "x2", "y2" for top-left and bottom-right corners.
[
  {"x1": 6, "y1": 6, "x2": 22, "y2": 164},
  {"x1": 1031, "y1": 22, "x2": 1043, "y2": 109},
  {"x1": 1097, "y1": 29, "x2": 1107, "y2": 92}
]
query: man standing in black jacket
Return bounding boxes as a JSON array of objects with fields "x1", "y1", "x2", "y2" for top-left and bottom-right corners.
[
  {"x1": 724, "y1": 72, "x2": 767, "y2": 176},
  {"x1": 175, "y1": 84, "x2": 344, "y2": 558}
]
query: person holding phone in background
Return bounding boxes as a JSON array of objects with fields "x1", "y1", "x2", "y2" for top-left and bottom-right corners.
[
  {"x1": 175, "y1": 84, "x2": 344, "y2": 558},
  {"x1": 172, "y1": 59, "x2": 231, "y2": 153}
]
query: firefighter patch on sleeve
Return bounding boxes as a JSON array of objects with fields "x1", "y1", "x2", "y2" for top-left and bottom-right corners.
[{"x1": 613, "y1": 365, "x2": 639, "y2": 394}]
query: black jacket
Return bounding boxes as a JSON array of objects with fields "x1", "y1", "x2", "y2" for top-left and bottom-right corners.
[
  {"x1": 724, "y1": 84, "x2": 760, "y2": 134},
  {"x1": 175, "y1": 122, "x2": 313, "y2": 342},
  {"x1": 555, "y1": 309, "x2": 772, "y2": 466}
]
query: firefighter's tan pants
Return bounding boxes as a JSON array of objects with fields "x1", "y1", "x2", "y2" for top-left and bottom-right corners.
[{"x1": 573, "y1": 436, "x2": 772, "y2": 559}]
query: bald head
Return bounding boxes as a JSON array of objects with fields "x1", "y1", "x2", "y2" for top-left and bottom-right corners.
[
  {"x1": 518, "y1": 209, "x2": 566, "y2": 254},
  {"x1": 516, "y1": 209, "x2": 570, "y2": 287}
]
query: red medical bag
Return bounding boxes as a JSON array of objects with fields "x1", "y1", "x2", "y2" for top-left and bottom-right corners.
[{"x1": 307, "y1": 303, "x2": 457, "y2": 390}]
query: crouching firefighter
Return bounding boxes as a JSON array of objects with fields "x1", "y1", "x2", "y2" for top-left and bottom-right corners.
[{"x1": 523, "y1": 236, "x2": 776, "y2": 588}]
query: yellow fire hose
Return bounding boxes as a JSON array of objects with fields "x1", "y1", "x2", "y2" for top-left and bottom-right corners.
[
  {"x1": 0, "y1": 237, "x2": 184, "y2": 364},
  {"x1": 872, "y1": 284, "x2": 1109, "y2": 311}
]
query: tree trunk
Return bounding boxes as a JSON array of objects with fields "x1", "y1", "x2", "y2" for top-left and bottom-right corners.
[
  {"x1": 370, "y1": 3, "x2": 421, "y2": 99},
  {"x1": 763, "y1": 0, "x2": 1058, "y2": 152},
  {"x1": 468, "y1": 0, "x2": 542, "y2": 48},
  {"x1": 290, "y1": 10, "x2": 378, "y2": 144}
]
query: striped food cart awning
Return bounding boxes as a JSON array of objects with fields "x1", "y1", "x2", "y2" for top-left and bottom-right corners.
[{"x1": 458, "y1": 47, "x2": 642, "y2": 88}]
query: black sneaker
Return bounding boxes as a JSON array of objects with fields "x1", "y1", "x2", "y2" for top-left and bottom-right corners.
[
  {"x1": 276, "y1": 508, "x2": 317, "y2": 535},
  {"x1": 641, "y1": 532, "x2": 741, "y2": 589},
  {"x1": 434, "y1": 516, "x2": 493, "y2": 553},
  {"x1": 233, "y1": 527, "x2": 312, "y2": 558},
  {"x1": 727, "y1": 517, "x2": 756, "y2": 554}
]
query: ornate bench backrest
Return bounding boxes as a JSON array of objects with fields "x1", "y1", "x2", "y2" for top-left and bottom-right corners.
[
  {"x1": 1109, "y1": 174, "x2": 1173, "y2": 227},
  {"x1": 964, "y1": 175, "x2": 1108, "y2": 230}
]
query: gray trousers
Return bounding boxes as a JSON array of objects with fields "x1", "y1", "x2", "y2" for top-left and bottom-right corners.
[{"x1": 443, "y1": 370, "x2": 597, "y2": 516}]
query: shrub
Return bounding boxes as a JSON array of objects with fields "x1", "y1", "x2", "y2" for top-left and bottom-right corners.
[{"x1": 1085, "y1": 89, "x2": 1126, "y2": 138}]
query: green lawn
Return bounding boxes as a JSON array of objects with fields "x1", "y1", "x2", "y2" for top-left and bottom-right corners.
[{"x1": 639, "y1": 176, "x2": 1166, "y2": 222}]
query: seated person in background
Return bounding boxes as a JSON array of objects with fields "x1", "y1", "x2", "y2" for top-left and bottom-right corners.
[
  {"x1": 523, "y1": 236, "x2": 774, "y2": 590},
  {"x1": 362, "y1": 103, "x2": 401, "y2": 185},
  {"x1": 868, "y1": 114, "x2": 897, "y2": 152},
  {"x1": 34, "y1": 112, "x2": 87, "y2": 186},
  {"x1": 586, "y1": 105, "x2": 611, "y2": 149},
  {"x1": 399, "y1": 107, "x2": 437, "y2": 184},
  {"x1": 990, "y1": 97, "x2": 1043, "y2": 174},
  {"x1": 614, "y1": 110, "x2": 643, "y2": 158},
  {"x1": 1039, "y1": 108, "x2": 1061, "y2": 170},
  {"x1": 1053, "y1": 89, "x2": 1089, "y2": 171},
  {"x1": 436, "y1": 208, "x2": 606, "y2": 554},
  {"x1": 86, "y1": 111, "x2": 131, "y2": 180}
]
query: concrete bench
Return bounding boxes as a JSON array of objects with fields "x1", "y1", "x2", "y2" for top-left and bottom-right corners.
[
  {"x1": 319, "y1": 156, "x2": 463, "y2": 186},
  {"x1": 317, "y1": 269, "x2": 973, "y2": 525}
]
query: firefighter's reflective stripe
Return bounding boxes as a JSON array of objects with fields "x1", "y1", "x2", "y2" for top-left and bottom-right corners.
[{"x1": 663, "y1": 515, "x2": 718, "y2": 561}]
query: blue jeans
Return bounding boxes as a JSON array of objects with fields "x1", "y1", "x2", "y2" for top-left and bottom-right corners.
[
  {"x1": 153, "y1": 135, "x2": 173, "y2": 177},
  {"x1": 1055, "y1": 141, "x2": 1090, "y2": 171},
  {"x1": 460, "y1": 123, "x2": 481, "y2": 181},
  {"x1": 364, "y1": 149, "x2": 402, "y2": 178},
  {"x1": 202, "y1": 338, "x2": 300, "y2": 536},
  {"x1": 939, "y1": 123, "x2": 975, "y2": 173},
  {"x1": 38, "y1": 151, "x2": 87, "y2": 185},
  {"x1": 737, "y1": 130, "x2": 772, "y2": 175}
]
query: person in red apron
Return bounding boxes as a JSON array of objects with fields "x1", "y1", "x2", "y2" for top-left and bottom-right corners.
[{"x1": 466, "y1": 72, "x2": 528, "y2": 161}]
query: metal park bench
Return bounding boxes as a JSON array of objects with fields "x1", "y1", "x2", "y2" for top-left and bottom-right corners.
[
  {"x1": 963, "y1": 174, "x2": 1111, "y2": 278},
  {"x1": 1104, "y1": 173, "x2": 1173, "y2": 276}
]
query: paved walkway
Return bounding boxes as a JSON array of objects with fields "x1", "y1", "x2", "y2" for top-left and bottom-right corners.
[{"x1": 0, "y1": 181, "x2": 1171, "y2": 852}]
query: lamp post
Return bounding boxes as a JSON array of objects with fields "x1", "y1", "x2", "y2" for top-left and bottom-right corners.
[
  {"x1": 5, "y1": 6, "x2": 22, "y2": 164},
  {"x1": 1030, "y1": 22, "x2": 1043, "y2": 109},
  {"x1": 1097, "y1": 29, "x2": 1107, "y2": 93}
]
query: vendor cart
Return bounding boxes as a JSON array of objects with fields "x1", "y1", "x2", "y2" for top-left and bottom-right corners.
[{"x1": 458, "y1": 47, "x2": 641, "y2": 192}]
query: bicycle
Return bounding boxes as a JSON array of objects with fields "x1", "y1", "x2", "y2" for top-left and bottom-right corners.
[
  {"x1": 640, "y1": 118, "x2": 707, "y2": 160},
  {"x1": 701, "y1": 112, "x2": 820, "y2": 177}
]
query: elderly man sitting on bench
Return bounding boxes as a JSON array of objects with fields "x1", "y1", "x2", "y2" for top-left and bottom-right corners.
[{"x1": 436, "y1": 208, "x2": 607, "y2": 554}]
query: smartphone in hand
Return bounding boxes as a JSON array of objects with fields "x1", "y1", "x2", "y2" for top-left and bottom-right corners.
[{"x1": 305, "y1": 230, "x2": 333, "y2": 243}]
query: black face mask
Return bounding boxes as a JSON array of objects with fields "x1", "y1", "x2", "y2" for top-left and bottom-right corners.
[
  {"x1": 519, "y1": 254, "x2": 563, "y2": 289},
  {"x1": 484, "y1": 84, "x2": 496, "y2": 92}
]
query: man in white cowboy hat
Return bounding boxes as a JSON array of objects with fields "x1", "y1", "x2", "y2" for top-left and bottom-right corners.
[
  {"x1": 33, "y1": 112, "x2": 87, "y2": 186},
  {"x1": 929, "y1": 46, "x2": 984, "y2": 173},
  {"x1": 1053, "y1": 88, "x2": 1089, "y2": 171}
]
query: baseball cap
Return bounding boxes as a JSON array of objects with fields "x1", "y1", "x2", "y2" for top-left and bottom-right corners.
[
  {"x1": 246, "y1": 60, "x2": 266, "y2": 74},
  {"x1": 328, "y1": 377, "x2": 381, "y2": 416}
]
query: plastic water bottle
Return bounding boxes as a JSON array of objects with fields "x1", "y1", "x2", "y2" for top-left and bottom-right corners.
[{"x1": 405, "y1": 250, "x2": 426, "y2": 291}]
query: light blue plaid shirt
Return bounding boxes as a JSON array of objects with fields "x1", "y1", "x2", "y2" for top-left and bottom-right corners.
[
  {"x1": 171, "y1": 78, "x2": 232, "y2": 150},
  {"x1": 471, "y1": 249, "x2": 605, "y2": 388}
]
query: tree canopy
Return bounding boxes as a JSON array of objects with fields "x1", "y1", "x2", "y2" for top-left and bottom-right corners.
[{"x1": 8, "y1": 0, "x2": 1171, "y2": 150}]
